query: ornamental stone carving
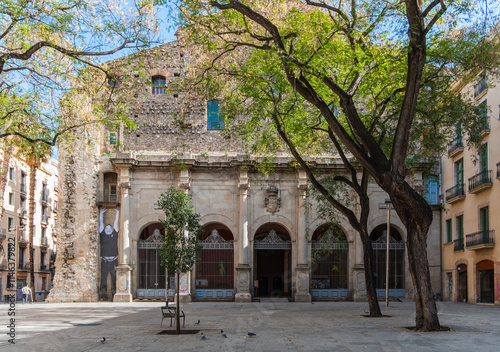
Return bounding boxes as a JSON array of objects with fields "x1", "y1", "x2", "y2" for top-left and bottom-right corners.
[{"x1": 264, "y1": 184, "x2": 281, "y2": 214}]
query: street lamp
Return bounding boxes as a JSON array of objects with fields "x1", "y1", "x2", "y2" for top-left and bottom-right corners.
[{"x1": 379, "y1": 198, "x2": 392, "y2": 307}]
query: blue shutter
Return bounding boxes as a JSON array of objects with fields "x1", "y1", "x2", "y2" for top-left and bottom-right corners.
[
  {"x1": 424, "y1": 176, "x2": 439, "y2": 205},
  {"x1": 207, "y1": 100, "x2": 224, "y2": 130}
]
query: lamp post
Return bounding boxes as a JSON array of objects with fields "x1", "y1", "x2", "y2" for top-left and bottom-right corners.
[{"x1": 379, "y1": 199, "x2": 392, "y2": 307}]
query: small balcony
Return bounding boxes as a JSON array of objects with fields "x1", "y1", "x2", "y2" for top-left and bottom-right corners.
[
  {"x1": 41, "y1": 191, "x2": 48, "y2": 203},
  {"x1": 20, "y1": 183, "x2": 27, "y2": 194},
  {"x1": 446, "y1": 184, "x2": 465, "y2": 204},
  {"x1": 466, "y1": 230, "x2": 494, "y2": 250},
  {"x1": 40, "y1": 264, "x2": 50, "y2": 272},
  {"x1": 468, "y1": 170, "x2": 492, "y2": 194},
  {"x1": 448, "y1": 138, "x2": 464, "y2": 158},
  {"x1": 20, "y1": 209, "x2": 27, "y2": 218},
  {"x1": 454, "y1": 237, "x2": 464, "y2": 252},
  {"x1": 18, "y1": 230, "x2": 28, "y2": 243},
  {"x1": 41, "y1": 215, "x2": 49, "y2": 224},
  {"x1": 97, "y1": 191, "x2": 121, "y2": 206},
  {"x1": 18, "y1": 263, "x2": 30, "y2": 271},
  {"x1": 41, "y1": 237, "x2": 48, "y2": 247}
]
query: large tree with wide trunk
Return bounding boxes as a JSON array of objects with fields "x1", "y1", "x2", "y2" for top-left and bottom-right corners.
[{"x1": 171, "y1": 0, "x2": 499, "y2": 330}]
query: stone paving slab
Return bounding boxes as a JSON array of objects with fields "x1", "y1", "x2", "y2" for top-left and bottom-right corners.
[{"x1": 1, "y1": 300, "x2": 500, "y2": 351}]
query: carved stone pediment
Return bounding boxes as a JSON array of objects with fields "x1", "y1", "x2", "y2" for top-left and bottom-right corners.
[{"x1": 264, "y1": 184, "x2": 281, "y2": 214}]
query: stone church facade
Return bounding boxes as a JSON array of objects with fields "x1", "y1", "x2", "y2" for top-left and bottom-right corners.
[{"x1": 47, "y1": 40, "x2": 442, "y2": 303}]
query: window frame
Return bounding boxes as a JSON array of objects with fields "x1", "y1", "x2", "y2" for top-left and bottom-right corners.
[
  {"x1": 445, "y1": 219, "x2": 452, "y2": 243},
  {"x1": 207, "y1": 99, "x2": 224, "y2": 130},
  {"x1": 456, "y1": 215, "x2": 464, "y2": 240},
  {"x1": 152, "y1": 75, "x2": 166, "y2": 94}
]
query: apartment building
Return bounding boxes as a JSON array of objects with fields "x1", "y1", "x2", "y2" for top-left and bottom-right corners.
[
  {"x1": 441, "y1": 72, "x2": 499, "y2": 304},
  {"x1": 0, "y1": 150, "x2": 58, "y2": 302}
]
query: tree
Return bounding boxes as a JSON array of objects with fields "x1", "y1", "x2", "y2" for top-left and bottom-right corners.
[
  {"x1": 173, "y1": 0, "x2": 500, "y2": 330},
  {"x1": 0, "y1": 0, "x2": 159, "y2": 147},
  {"x1": 156, "y1": 186, "x2": 202, "y2": 334}
]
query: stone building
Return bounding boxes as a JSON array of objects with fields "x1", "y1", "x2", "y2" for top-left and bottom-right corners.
[
  {"x1": 441, "y1": 71, "x2": 500, "y2": 305},
  {"x1": 0, "y1": 150, "x2": 58, "y2": 302},
  {"x1": 47, "y1": 40, "x2": 442, "y2": 303}
]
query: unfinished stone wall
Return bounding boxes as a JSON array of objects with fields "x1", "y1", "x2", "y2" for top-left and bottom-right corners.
[{"x1": 47, "y1": 131, "x2": 101, "y2": 303}]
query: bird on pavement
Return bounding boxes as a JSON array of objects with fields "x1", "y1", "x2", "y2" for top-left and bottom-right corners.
[
  {"x1": 100, "y1": 337, "x2": 106, "y2": 344},
  {"x1": 248, "y1": 332, "x2": 256, "y2": 337},
  {"x1": 195, "y1": 319, "x2": 200, "y2": 324},
  {"x1": 221, "y1": 330, "x2": 227, "y2": 338},
  {"x1": 364, "y1": 310, "x2": 369, "y2": 314},
  {"x1": 201, "y1": 332, "x2": 206, "y2": 340}
]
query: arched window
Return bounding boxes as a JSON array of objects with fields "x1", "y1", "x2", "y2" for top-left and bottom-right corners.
[
  {"x1": 311, "y1": 225, "x2": 348, "y2": 299},
  {"x1": 195, "y1": 225, "x2": 234, "y2": 299},
  {"x1": 207, "y1": 99, "x2": 224, "y2": 130},
  {"x1": 152, "y1": 75, "x2": 166, "y2": 94},
  {"x1": 370, "y1": 224, "x2": 405, "y2": 297}
]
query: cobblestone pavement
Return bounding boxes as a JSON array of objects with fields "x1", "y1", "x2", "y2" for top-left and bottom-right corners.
[{"x1": 1, "y1": 299, "x2": 499, "y2": 351}]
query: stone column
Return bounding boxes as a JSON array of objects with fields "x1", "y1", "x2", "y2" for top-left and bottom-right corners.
[
  {"x1": 235, "y1": 169, "x2": 252, "y2": 302},
  {"x1": 113, "y1": 166, "x2": 133, "y2": 302},
  {"x1": 294, "y1": 171, "x2": 311, "y2": 302}
]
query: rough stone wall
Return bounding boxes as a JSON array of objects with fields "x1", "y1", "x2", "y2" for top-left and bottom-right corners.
[{"x1": 47, "y1": 132, "x2": 101, "y2": 303}]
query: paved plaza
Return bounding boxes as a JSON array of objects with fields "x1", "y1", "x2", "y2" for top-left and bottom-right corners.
[{"x1": 1, "y1": 299, "x2": 499, "y2": 351}]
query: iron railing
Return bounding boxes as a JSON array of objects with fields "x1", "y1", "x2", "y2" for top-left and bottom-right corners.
[
  {"x1": 468, "y1": 170, "x2": 492, "y2": 191},
  {"x1": 18, "y1": 230, "x2": 28, "y2": 243},
  {"x1": 41, "y1": 191, "x2": 48, "y2": 202},
  {"x1": 466, "y1": 230, "x2": 494, "y2": 247},
  {"x1": 41, "y1": 237, "x2": 48, "y2": 247},
  {"x1": 447, "y1": 137, "x2": 463, "y2": 155},
  {"x1": 20, "y1": 183, "x2": 27, "y2": 194},
  {"x1": 454, "y1": 237, "x2": 464, "y2": 251},
  {"x1": 474, "y1": 75, "x2": 487, "y2": 98},
  {"x1": 41, "y1": 215, "x2": 48, "y2": 224},
  {"x1": 446, "y1": 184, "x2": 465, "y2": 200}
]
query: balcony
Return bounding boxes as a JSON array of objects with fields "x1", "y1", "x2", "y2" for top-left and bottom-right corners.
[
  {"x1": 0, "y1": 228, "x2": 6, "y2": 239},
  {"x1": 18, "y1": 263, "x2": 30, "y2": 270},
  {"x1": 41, "y1": 237, "x2": 48, "y2": 247},
  {"x1": 97, "y1": 191, "x2": 121, "y2": 206},
  {"x1": 20, "y1": 183, "x2": 27, "y2": 194},
  {"x1": 468, "y1": 170, "x2": 492, "y2": 194},
  {"x1": 466, "y1": 230, "x2": 494, "y2": 250},
  {"x1": 454, "y1": 237, "x2": 464, "y2": 252},
  {"x1": 18, "y1": 230, "x2": 28, "y2": 243},
  {"x1": 41, "y1": 191, "x2": 48, "y2": 203},
  {"x1": 20, "y1": 209, "x2": 27, "y2": 218},
  {"x1": 41, "y1": 215, "x2": 49, "y2": 224},
  {"x1": 448, "y1": 138, "x2": 464, "y2": 158},
  {"x1": 40, "y1": 264, "x2": 50, "y2": 272},
  {"x1": 474, "y1": 75, "x2": 487, "y2": 99},
  {"x1": 446, "y1": 184, "x2": 465, "y2": 204}
]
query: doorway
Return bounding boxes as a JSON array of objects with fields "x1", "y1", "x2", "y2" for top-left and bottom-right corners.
[
  {"x1": 253, "y1": 228, "x2": 291, "y2": 298},
  {"x1": 477, "y1": 260, "x2": 494, "y2": 303},
  {"x1": 457, "y1": 264, "x2": 468, "y2": 302}
]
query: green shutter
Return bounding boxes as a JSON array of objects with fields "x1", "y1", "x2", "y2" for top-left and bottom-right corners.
[
  {"x1": 456, "y1": 215, "x2": 463, "y2": 240},
  {"x1": 446, "y1": 219, "x2": 452, "y2": 243}
]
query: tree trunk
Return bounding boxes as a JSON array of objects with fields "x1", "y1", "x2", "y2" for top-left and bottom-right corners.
[
  {"x1": 28, "y1": 158, "x2": 38, "y2": 301},
  {"x1": 388, "y1": 177, "x2": 440, "y2": 331},
  {"x1": 176, "y1": 269, "x2": 180, "y2": 335},
  {"x1": 360, "y1": 232, "x2": 381, "y2": 316}
]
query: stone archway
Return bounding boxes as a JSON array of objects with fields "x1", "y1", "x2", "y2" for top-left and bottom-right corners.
[
  {"x1": 136, "y1": 223, "x2": 171, "y2": 299},
  {"x1": 369, "y1": 224, "x2": 405, "y2": 298},
  {"x1": 253, "y1": 224, "x2": 292, "y2": 298}
]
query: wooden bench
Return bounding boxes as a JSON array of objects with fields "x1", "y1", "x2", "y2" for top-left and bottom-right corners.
[{"x1": 160, "y1": 306, "x2": 185, "y2": 327}]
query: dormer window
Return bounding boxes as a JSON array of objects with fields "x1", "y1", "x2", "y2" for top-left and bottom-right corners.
[
  {"x1": 207, "y1": 99, "x2": 224, "y2": 130},
  {"x1": 152, "y1": 75, "x2": 166, "y2": 94}
]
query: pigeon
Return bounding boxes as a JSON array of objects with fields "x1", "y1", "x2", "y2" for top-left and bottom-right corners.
[
  {"x1": 364, "y1": 310, "x2": 369, "y2": 314},
  {"x1": 195, "y1": 319, "x2": 200, "y2": 325},
  {"x1": 100, "y1": 337, "x2": 106, "y2": 344},
  {"x1": 248, "y1": 332, "x2": 256, "y2": 337},
  {"x1": 201, "y1": 332, "x2": 206, "y2": 340},
  {"x1": 221, "y1": 330, "x2": 227, "y2": 338}
]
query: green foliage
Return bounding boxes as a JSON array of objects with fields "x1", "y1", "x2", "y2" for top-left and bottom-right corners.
[
  {"x1": 156, "y1": 187, "x2": 202, "y2": 274},
  {"x1": 0, "y1": 0, "x2": 158, "y2": 151}
]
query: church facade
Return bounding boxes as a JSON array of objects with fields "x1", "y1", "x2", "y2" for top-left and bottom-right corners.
[{"x1": 47, "y1": 41, "x2": 442, "y2": 303}]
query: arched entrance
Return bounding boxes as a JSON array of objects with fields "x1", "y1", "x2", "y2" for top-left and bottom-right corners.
[
  {"x1": 195, "y1": 224, "x2": 234, "y2": 300},
  {"x1": 370, "y1": 224, "x2": 405, "y2": 298},
  {"x1": 457, "y1": 263, "x2": 468, "y2": 302},
  {"x1": 477, "y1": 260, "x2": 494, "y2": 303},
  {"x1": 253, "y1": 224, "x2": 292, "y2": 298},
  {"x1": 310, "y1": 224, "x2": 348, "y2": 300},
  {"x1": 136, "y1": 224, "x2": 173, "y2": 299}
]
